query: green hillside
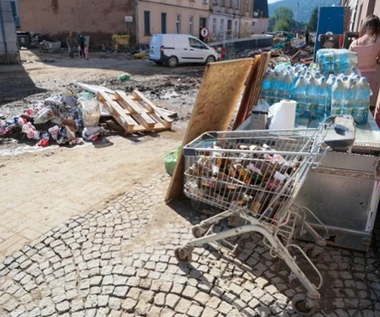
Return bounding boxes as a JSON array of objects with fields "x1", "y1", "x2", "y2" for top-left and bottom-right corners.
[{"x1": 268, "y1": 0, "x2": 340, "y2": 22}]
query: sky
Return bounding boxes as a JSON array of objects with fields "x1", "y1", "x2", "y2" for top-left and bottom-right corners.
[{"x1": 268, "y1": 0, "x2": 282, "y2": 3}]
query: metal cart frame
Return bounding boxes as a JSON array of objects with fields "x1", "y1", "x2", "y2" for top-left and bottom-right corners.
[{"x1": 174, "y1": 124, "x2": 343, "y2": 316}]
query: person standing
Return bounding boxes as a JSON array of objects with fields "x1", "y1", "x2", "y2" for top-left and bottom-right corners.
[
  {"x1": 66, "y1": 32, "x2": 75, "y2": 58},
  {"x1": 349, "y1": 15, "x2": 380, "y2": 123},
  {"x1": 305, "y1": 29, "x2": 310, "y2": 44},
  {"x1": 77, "y1": 34, "x2": 86, "y2": 58}
]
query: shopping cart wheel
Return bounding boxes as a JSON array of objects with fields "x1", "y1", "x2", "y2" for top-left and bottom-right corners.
[
  {"x1": 292, "y1": 294, "x2": 319, "y2": 316},
  {"x1": 192, "y1": 225, "x2": 209, "y2": 238},
  {"x1": 174, "y1": 247, "x2": 193, "y2": 263}
]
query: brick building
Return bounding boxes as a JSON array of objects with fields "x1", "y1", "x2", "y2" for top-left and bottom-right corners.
[{"x1": 18, "y1": 0, "x2": 136, "y2": 47}]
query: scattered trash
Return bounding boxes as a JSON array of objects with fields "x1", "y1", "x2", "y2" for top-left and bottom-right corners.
[
  {"x1": 118, "y1": 73, "x2": 131, "y2": 81},
  {"x1": 165, "y1": 145, "x2": 182, "y2": 176},
  {"x1": 82, "y1": 126, "x2": 102, "y2": 141}
]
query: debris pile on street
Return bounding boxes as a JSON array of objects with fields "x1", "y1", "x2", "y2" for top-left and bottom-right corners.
[{"x1": 0, "y1": 84, "x2": 176, "y2": 147}]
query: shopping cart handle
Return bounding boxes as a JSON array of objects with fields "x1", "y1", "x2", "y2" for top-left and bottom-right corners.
[{"x1": 324, "y1": 115, "x2": 356, "y2": 151}]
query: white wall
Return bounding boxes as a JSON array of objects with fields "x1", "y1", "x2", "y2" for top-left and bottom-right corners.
[
  {"x1": 0, "y1": 0, "x2": 19, "y2": 63},
  {"x1": 208, "y1": 13, "x2": 240, "y2": 41}
]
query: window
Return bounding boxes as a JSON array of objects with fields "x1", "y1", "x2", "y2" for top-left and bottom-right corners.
[
  {"x1": 144, "y1": 11, "x2": 151, "y2": 36},
  {"x1": 245, "y1": 0, "x2": 249, "y2": 12},
  {"x1": 189, "y1": 38, "x2": 206, "y2": 49},
  {"x1": 189, "y1": 16, "x2": 194, "y2": 35},
  {"x1": 234, "y1": 21, "x2": 238, "y2": 34},
  {"x1": 235, "y1": 0, "x2": 240, "y2": 9},
  {"x1": 213, "y1": 0, "x2": 218, "y2": 5},
  {"x1": 202, "y1": 0, "x2": 208, "y2": 4},
  {"x1": 200, "y1": 17, "x2": 207, "y2": 28},
  {"x1": 212, "y1": 18, "x2": 217, "y2": 34},
  {"x1": 221, "y1": 0, "x2": 225, "y2": 7},
  {"x1": 176, "y1": 15, "x2": 182, "y2": 34},
  {"x1": 220, "y1": 19, "x2": 224, "y2": 32},
  {"x1": 229, "y1": 0, "x2": 232, "y2": 8},
  {"x1": 161, "y1": 13, "x2": 167, "y2": 34},
  {"x1": 357, "y1": 4, "x2": 363, "y2": 32},
  {"x1": 244, "y1": 22, "x2": 248, "y2": 35}
]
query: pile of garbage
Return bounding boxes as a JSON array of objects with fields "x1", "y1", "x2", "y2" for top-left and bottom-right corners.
[{"x1": 0, "y1": 92, "x2": 104, "y2": 147}]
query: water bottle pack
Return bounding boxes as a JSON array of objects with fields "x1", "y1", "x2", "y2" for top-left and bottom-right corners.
[
  {"x1": 316, "y1": 49, "x2": 358, "y2": 75},
  {"x1": 261, "y1": 60, "x2": 371, "y2": 124}
]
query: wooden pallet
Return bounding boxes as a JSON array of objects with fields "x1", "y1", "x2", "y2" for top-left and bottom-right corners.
[{"x1": 97, "y1": 90, "x2": 172, "y2": 134}]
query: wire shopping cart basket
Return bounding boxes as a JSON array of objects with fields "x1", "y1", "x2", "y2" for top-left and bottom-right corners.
[{"x1": 174, "y1": 122, "x2": 352, "y2": 316}]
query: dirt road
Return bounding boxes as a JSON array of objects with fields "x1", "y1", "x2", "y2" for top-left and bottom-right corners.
[{"x1": 0, "y1": 50, "x2": 204, "y2": 120}]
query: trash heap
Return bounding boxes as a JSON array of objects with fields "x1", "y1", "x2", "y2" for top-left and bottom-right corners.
[{"x1": 0, "y1": 92, "x2": 104, "y2": 147}]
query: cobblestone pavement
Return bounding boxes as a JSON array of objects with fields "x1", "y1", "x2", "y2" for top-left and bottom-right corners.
[{"x1": 0, "y1": 174, "x2": 380, "y2": 317}]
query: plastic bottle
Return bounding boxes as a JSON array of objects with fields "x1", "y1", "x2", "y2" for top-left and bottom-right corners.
[
  {"x1": 261, "y1": 70, "x2": 273, "y2": 104},
  {"x1": 306, "y1": 76, "x2": 318, "y2": 118},
  {"x1": 293, "y1": 75, "x2": 308, "y2": 117},
  {"x1": 272, "y1": 71, "x2": 281, "y2": 104},
  {"x1": 331, "y1": 78, "x2": 345, "y2": 116},
  {"x1": 353, "y1": 77, "x2": 371, "y2": 124},
  {"x1": 281, "y1": 72, "x2": 294, "y2": 100},
  {"x1": 315, "y1": 76, "x2": 329, "y2": 120},
  {"x1": 345, "y1": 77, "x2": 356, "y2": 116}
]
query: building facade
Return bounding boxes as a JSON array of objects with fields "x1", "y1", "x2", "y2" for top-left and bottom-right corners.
[
  {"x1": 137, "y1": 0, "x2": 209, "y2": 44},
  {"x1": 252, "y1": 0, "x2": 268, "y2": 34},
  {"x1": 19, "y1": 0, "x2": 136, "y2": 46},
  {"x1": 0, "y1": 0, "x2": 19, "y2": 64},
  {"x1": 341, "y1": 0, "x2": 380, "y2": 33}
]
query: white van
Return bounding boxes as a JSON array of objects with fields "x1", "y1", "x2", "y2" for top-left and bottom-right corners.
[{"x1": 149, "y1": 34, "x2": 218, "y2": 67}]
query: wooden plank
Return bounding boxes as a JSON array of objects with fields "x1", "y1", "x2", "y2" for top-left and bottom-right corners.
[
  {"x1": 165, "y1": 58, "x2": 253, "y2": 203},
  {"x1": 132, "y1": 90, "x2": 174, "y2": 128},
  {"x1": 232, "y1": 56, "x2": 260, "y2": 130},
  {"x1": 233, "y1": 52, "x2": 270, "y2": 129},
  {"x1": 115, "y1": 91, "x2": 143, "y2": 114},
  {"x1": 75, "y1": 82, "x2": 115, "y2": 94},
  {"x1": 115, "y1": 91, "x2": 157, "y2": 128},
  {"x1": 97, "y1": 92, "x2": 146, "y2": 133},
  {"x1": 246, "y1": 52, "x2": 271, "y2": 115},
  {"x1": 291, "y1": 50, "x2": 302, "y2": 61}
]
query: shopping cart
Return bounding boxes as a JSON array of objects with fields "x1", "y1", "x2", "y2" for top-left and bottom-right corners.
[{"x1": 174, "y1": 119, "x2": 355, "y2": 316}]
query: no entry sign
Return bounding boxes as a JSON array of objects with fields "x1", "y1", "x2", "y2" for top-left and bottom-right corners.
[{"x1": 200, "y1": 27, "x2": 209, "y2": 38}]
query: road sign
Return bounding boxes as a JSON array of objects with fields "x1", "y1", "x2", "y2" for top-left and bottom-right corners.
[
  {"x1": 125, "y1": 16, "x2": 133, "y2": 23},
  {"x1": 200, "y1": 27, "x2": 209, "y2": 38}
]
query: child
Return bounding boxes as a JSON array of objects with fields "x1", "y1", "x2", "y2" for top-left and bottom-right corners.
[{"x1": 84, "y1": 44, "x2": 89, "y2": 60}]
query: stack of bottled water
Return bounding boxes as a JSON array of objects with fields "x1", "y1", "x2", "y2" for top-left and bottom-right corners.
[
  {"x1": 316, "y1": 49, "x2": 358, "y2": 75},
  {"x1": 260, "y1": 60, "x2": 371, "y2": 124}
]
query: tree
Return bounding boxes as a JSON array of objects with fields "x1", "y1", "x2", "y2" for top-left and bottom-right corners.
[
  {"x1": 271, "y1": 7, "x2": 293, "y2": 32},
  {"x1": 274, "y1": 19, "x2": 292, "y2": 32},
  {"x1": 273, "y1": 7, "x2": 294, "y2": 21},
  {"x1": 307, "y1": 6, "x2": 319, "y2": 32}
]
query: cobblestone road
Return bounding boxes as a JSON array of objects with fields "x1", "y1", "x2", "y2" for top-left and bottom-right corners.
[{"x1": 1, "y1": 174, "x2": 380, "y2": 317}]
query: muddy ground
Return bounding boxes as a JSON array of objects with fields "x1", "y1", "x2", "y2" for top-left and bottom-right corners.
[
  {"x1": 0, "y1": 49, "x2": 206, "y2": 153},
  {"x1": 0, "y1": 50, "x2": 204, "y2": 122}
]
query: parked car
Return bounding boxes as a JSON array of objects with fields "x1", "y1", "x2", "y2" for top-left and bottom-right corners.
[{"x1": 149, "y1": 34, "x2": 218, "y2": 67}]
